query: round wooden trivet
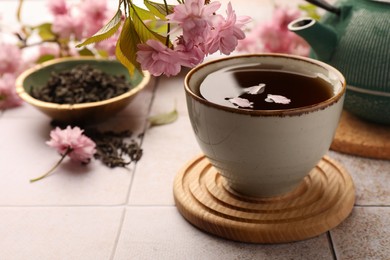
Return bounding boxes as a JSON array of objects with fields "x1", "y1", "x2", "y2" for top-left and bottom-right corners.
[
  {"x1": 331, "y1": 111, "x2": 390, "y2": 160},
  {"x1": 173, "y1": 155, "x2": 355, "y2": 244}
]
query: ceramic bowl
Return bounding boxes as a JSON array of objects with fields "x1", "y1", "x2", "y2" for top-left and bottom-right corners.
[
  {"x1": 185, "y1": 54, "x2": 346, "y2": 197},
  {"x1": 16, "y1": 57, "x2": 150, "y2": 124}
]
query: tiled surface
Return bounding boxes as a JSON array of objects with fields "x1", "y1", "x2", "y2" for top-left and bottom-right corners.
[
  {"x1": 1, "y1": 0, "x2": 389, "y2": 259},
  {"x1": 114, "y1": 207, "x2": 334, "y2": 260},
  {"x1": 0, "y1": 207, "x2": 123, "y2": 260}
]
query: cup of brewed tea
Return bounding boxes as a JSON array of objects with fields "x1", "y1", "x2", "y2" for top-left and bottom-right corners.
[{"x1": 185, "y1": 54, "x2": 346, "y2": 197}]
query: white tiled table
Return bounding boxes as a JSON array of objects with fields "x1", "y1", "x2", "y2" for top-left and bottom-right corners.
[{"x1": 1, "y1": 1, "x2": 389, "y2": 259}]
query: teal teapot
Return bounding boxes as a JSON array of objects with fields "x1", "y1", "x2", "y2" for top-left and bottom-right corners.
[{"x1": 288, "y1": 0, "x2": 390, "y2": 125}]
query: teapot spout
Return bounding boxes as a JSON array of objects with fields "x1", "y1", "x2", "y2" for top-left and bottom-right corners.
[{"x1": 288, "y1": 18, "x2": 337, "y2": 61}]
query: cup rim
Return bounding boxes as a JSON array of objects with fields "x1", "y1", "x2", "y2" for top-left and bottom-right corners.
[{"x1": 184, "y1": 53, "x2": 346, "y2": 116}]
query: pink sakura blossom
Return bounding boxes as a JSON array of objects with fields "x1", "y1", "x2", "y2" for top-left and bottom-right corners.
[
  {"x1": 47, "y1": 0, "x2": 69, "y2": 16},
  {"x1": 206, "y1": 3, "x2": 250, "y2": 55},
  {"x1": 95, "y1": 31, "x2": 120, "y2": 58},
  {"x1": 0, "y1": 43, "x2": 23, "y2": 75},
  {"x1": 167, "y1": 0, "x2": 220, "y2": 26},
  {"x1": 46, "y1": 126, "x2": 96, "y2": 163},
  {"x1": 30, "y1": 126, "x2": 96, "y2": 182},
  {"x1": 136, "y1": 40, "x2": 187, "y2": 77},
  {"x1": 167, "y1": 0, "x2": 221, "y2": 48},
  {"x1": 35, "y1": 43, "x2": 61, "y2": 61},
  {"x1": 0, "y1": 73, "x2": 23, "y2": 110},
  {"x1": 79, "y1": 0, "x2": 110, "y2": 37},
  {"x1": 51, "y1": 13, "x2": 84, "y2": 40},
  {"x1": 174, "y1": 37, "x2": 205, "y2": 67},
  {"x1": 237, "y1": 7, "x2": 309, "y2": 56},
  {"x1": 140, "y1": 1, "x2": 250, "y2": 76}
]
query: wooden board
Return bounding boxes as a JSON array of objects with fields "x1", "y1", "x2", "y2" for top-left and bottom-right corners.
[
  {"x1": 331, "y1": 111, "x2": 390, "y2": 160},
  {"x1": 173, "y1": 155, "x2": 355, "y2": 244}
]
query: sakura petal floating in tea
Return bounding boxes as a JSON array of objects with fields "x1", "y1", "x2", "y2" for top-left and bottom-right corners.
[
  {"x1": 227, "y1": 97, "x2": 254, "y2": 108},
  {"x1": 243, "y1": 83, "x2": 266, "y2": 95},
  {"x1": 265, "y1": 94, "x2": 291, "y2": 104}
]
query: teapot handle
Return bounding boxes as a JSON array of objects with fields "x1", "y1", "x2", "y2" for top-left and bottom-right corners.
[{"x1": 305, "y1": 0, "x2": 341, "y2": 15}]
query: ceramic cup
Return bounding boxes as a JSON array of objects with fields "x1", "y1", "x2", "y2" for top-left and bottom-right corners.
[{"x1": 184, "y1": 54, "x2": 346, "y2": 197}]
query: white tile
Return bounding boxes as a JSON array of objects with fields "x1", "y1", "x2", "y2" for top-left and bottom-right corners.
[
  {"x1": 114, "y1": 206, "x2": 334, "y2": 260},
  {"x1": 331, "y1": 207, "x2": 390, "y2": 260},
  {"x1": 115, "y1": 76, "x2": 157, "y2": 118},
  {"x1": 128, "y1": 115, "x2": 202, "y2": 205},
  {"x1": 1, "y1": 104, "x2": 45, "y2": 119},
  {"x1": 0, "y1": 207, "x2": 123, "y2": 260},
  {"x1": 328, "y1": 151, "x2": 390, "y2": 205},
  {"x1": 0, "y1": 117, "x2": 145, "y2": 205},
  {"x1": 149, "y1": 71, "x2": 189, "y2": 117}
]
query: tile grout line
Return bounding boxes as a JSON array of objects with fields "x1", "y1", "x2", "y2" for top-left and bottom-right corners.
[
  {"x1": 354, "y1": 204, "x2": 390, "y2": 208},
  {"x1": 123, "y1": 76, "x2": 159, "y2": 206},
  {"x1": 110, "y1": 77, "x2": 160, "y2": 260},
  {"x1": 109, "y1": 207, "x2": 127, "y2": 260},
  {"x1": 327, "y1": 231, "x2": 338, "y2": 260}
]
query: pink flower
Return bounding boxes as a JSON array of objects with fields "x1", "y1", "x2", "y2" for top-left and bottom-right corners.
[
  {"x1": 174, "y1": 37, "x2": 205, "y2": 67},
  {"x1": 0, "y1": 43, "x2": 23, "y2": 75},
  {"x1": 52, "y1": 13, "x2": 84, "y2": 40},
  {"x1": 95, "y1": 32, "x2": 120, "y2": 58},
  {"x1": 46, "y1": 126, "x2": 96, "y2": 163},
  {"x1": 206, "y1": 3, "x2": 250, "y2": 55},
  {"x1": 47, "y1": 0, "x2": 69, "y2": 16},
  {"x1": 167, "y1": 0, "x2": 220, "y2": 24},
  {"x1": 209, "y1": 3, "x2": 250, "y2": 55},
  {"x1": 79, "y1": 0, "x2": 110, "y2": 36},
  {"x1": 259, "y1": 23, "x2": 309, "y2": 56},
  {"x1": 167, "y1": 0, "x2": 221, "y2": 47},
  {"x1": 136, "y1": 40, "x2": 187, "y2": 77},
  {"x1": 31, "y1": 126, "x2": 96, "y2": 182},
  {"x1": 0, "y1": 73, "x2": 23, "y2": 110},
  {"x1": 238, "y1": 7, "x2": 309, "y2": 56},
  {"x1": 35, "y1": 43, "x2": 61, "y2": 61}
]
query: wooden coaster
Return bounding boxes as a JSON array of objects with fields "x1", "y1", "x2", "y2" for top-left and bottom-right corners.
[
  {"x1": 173, "y1": 155, "x2": 355, "y2": 244},
  {"x1": 331, "y1": 111, "x2": 390, "y2": 160}
]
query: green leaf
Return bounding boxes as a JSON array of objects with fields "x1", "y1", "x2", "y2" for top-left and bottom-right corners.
[
  {"x1": 76, "y1": 9, "x2": 122, "y2": 47},
  {"x1": 33, "y1": 23, "x2": 56, "y2": 41},
  {"x1": 148, "y1": 107, "x2": 178, "y2": 127},
  {"x1": 115, "y1": 17, "x2": 142, "y2": 76},
  {"x1": 36, "y1": 54, "x2": 55, "y2": 64},
  {"x1": 96, "y1": 49, "x2": 109, "y2": 58},
  {"x1": 130, "y1": 5, "x2": 168, "y2": 45},
  {"x1": 78, "y1": 47, "x2": 95, "y2": 56},
  {"x1": 298, "y1": 4, "x2": 322, "y2": 20},
  {"x1": 144, "y1": 0, "x2": 175, "y2": 20}
]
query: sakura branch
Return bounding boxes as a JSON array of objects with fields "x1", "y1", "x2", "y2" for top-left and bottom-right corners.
[
  {"x1": 30, "y1": 126, "x2": 96, "y2": 183},
  {"x1": 78, "y1": 0, "x2": 251, "y2": 77}
]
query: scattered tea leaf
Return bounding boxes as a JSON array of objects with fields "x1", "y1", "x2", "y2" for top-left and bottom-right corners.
[{"x1": 85, "y1": 129, "x2": 143, "y2": 168}]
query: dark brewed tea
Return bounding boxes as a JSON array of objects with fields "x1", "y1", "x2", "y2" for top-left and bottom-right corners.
[{"x1": 199, "y1": 63, "x2": 333, "y2": 110}]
